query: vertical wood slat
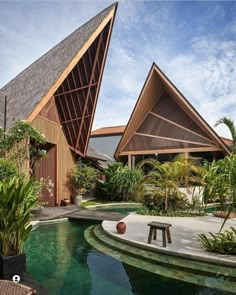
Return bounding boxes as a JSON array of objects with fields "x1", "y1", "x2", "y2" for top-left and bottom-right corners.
[
  {"x1": 84, "y1": 20, "x2": 115, "y2": 153},
  {"x1": 75, "y1": 31, "x2": 103, "y2": 150}
]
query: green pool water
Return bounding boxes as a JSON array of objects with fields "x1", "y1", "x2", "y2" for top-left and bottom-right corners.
[{"x1": 25, "y1": 221, "x2": 233, "y2": 295}]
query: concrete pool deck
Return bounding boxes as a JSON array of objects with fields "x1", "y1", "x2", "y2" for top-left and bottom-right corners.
[{"x1": 102, "y1": 213, "x2": 236, "y2": 266}]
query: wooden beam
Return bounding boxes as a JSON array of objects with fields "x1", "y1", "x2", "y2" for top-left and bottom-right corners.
[
  {"x1": 68, "y1": 144, "x2": 84, "y2": 157},
  {"x1": 75, "y1": 30, "x2": 103, "y2": 151},
  {"x1": 135, "y1": 132, "x2": 214, "y2": 147},
  {"x1": 60, "y1": 82, "x2": 77, "y2": 146},
  {"x1": 84, "y1": 21, "x2": 115, "y2": 156},
  {"x1": 62, "y1": 114, "x2": 91, "y2": 124},
  {"x1": 149, "y1": 112, "x2": 215, "y2": 144},
  {"x1": 54, "y1": 82, "x2": 97, "y2": 97},
  {"x1": 119, "y1": 146, "x2": 223, "y2": 156},
  {"x1": 117, "y1": 76, "x2": 164, "y2": 155},
  {"x1": 26, "y1": 8, "x2": 116, "y2": 123},
  {"x1": 152, "y1": 64, "x2": 231, "y2": 155}
]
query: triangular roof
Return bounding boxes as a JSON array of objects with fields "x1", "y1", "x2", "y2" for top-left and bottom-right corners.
[
  {"x1": 115, "y1": 63, "x2": 231, "y2": 159},
  {"x1": 1, "y1": 3, "x2": 117, "y2": 156}
]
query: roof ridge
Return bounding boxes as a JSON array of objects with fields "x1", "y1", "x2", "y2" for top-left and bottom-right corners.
[{"x1": 1, "y1": 2, "x2": 117, "y2": 92}]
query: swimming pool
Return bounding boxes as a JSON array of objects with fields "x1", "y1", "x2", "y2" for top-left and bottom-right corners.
[{"x1": 24, "y1": 221, "x2": 233, "y2": 295}]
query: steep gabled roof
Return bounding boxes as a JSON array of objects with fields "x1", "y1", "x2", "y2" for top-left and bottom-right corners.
[
  {"x1": 1, "y1": 3, "x2": 117, "y2": 157},
  {"x1": 91, "y1": 125, "x2": 125, "y2": 137},
  {"x1": 1, "y1": 3, "x2": 117, "y2": 130},
  {"x1": 115, "y1": 63, "x2": 231, "y2": 159}
]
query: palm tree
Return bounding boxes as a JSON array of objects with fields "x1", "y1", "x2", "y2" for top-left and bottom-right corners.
[
  {"x1": 215, "y1": 117, "x2": 236, "y2": 154},
  {"x1": 138, "y1": 156, "x2": 202, "y2": 210}
]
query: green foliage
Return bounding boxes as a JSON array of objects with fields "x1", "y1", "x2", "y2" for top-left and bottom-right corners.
[
  {"x1": 0, "y1": 158, "x2": 18, "y2": 180},
  {"x1": 67, "y1": 161, "x2": 98, "y2": 195},
  {"x1": 215, "y1": 117, "x2": 236, "y2": 154},
  {"x1": 202, "y1": 155, "x2": 236, "y2": 230},
  {"x1": 138, "y1": 156, "x2": 202, "y2": 211},
  {"x1": 138, "y1": 208, "x2": 205, "y2": 217},
  {"x1": 98, "y1": 162, "x2": 143, "y2": 202},
  {"x1": 0, "y1": 176, "x2": 39, "y2": 256},
  {"x1": 143, "y1": 190, "x2": 190, "y2": 212},
  {"x1": 0, "y1": 120, "x2": 46, "y2": 174},
  {"x1": 198, "y1": 227, "x2": 236, "y2": 255}
]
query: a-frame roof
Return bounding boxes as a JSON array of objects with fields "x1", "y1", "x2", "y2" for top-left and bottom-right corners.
[
  {"x1": 0, "y1": 3, "x2": 117, "y2": 131},
  {"x1": 115, "y1": 63, "x2": 231, "y2": 159}
]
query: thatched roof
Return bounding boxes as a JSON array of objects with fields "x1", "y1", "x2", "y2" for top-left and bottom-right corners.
[{"x1": 0, "y1": 3, "x2": 117, "y2": 130}]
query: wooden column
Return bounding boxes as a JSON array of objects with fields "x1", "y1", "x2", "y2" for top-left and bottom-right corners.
[
  {"x1": 131, "y1": 155, "x2": 135, "y2": 169},
  {"x1": 128, "y1": 155, "x2": 132, "y2": 169},
  {"x1": 184, "y1": 152, "x2": 189, "y2": 187}
]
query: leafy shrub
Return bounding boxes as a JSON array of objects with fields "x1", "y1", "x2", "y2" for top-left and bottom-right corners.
[
  {"x1": 143, "y1": 190, "x2": 190, "y2": 212},
  {"x1": 0, "y1": 158, "x2": 17, "y2": 180},
  {"x1": 67, "y1": 161, "x2": 98, "y2": 195},
  {"x1": 0, "y1": 176, "x2": 39, "y2": 256},
  {"x1": 198, "y1": 227, "x2": 236, "y2": 255},
  {"x1": 97, "y1": 162, "x2": 143, "y2": 202},
  {"x1": 0, "y1": 121, "x2": 46, "y2": 174},
  {"x1": 137, "y1": 208, "x2": 205, "y2": 217},
  {"x1": 138, "y1": 157, "x2": 203, "y2": 211}
]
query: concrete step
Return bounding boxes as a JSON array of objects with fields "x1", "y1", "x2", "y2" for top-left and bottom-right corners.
[{"x1": 84, "y1": 224, "x2": 236, "y2": 293}]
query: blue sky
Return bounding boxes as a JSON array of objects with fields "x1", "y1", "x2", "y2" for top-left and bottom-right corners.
[{"x1": 0, "y1": 1, "x2": 236, "y2": 138}]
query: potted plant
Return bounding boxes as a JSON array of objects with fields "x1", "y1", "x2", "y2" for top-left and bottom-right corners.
[
  {"x1": 0, "y1": 176, "x2": 38, "y2": 279},
  {"x1": 67, "y1": 161, "x2": 98, "y2": 206}
]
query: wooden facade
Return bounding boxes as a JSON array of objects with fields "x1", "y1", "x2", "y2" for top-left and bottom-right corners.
[
  {"x1": 115, "y1": 63, "x2": 231, "y2": 167},
  {"x1": 1, "y1": 4, "x2": 117, "y2": 206},
  {"x1": 31, "y1": 6, "x2": 117, "y2": 205}
]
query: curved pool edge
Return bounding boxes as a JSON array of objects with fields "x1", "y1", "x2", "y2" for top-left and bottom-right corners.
[{"x1": 84, "y1": 223, "x2": 236, "y2": 293}]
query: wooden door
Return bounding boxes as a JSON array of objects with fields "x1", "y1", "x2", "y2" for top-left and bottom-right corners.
[{"x1": 35, "y1": 143, "x2": 57, "y2": 207}]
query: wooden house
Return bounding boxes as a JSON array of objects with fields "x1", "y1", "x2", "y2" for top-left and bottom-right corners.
[
  {"x1": 114, "y1": 63, "x2": 231, "y2": 167},
  {"x1": 0, "y1": 3, "x2": 117, "y2": 205}
]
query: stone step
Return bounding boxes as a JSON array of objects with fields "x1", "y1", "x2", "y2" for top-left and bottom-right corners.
[
  {"x1": 84, "y1": 224, "x2": 236, "y2": 293},
  {"x1": 94, "y1": 225, "x2": 236, "y2": 278}
]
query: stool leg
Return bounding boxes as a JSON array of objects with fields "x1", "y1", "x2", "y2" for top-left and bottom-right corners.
[
  {"x1": 162, "y1": 230, "x2": 167, "y2": 247},
  {"x1": 153, "y1": 228, "x2": 157, "y2": 240},
  {"x1": 167, "y1": 228, "x2": 172, "y2": 243},
  {"x1": 148, "y1": 227, "x2": 153, "y2": 244}
]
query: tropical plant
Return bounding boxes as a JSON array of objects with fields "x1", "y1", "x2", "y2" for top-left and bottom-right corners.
[
  {"x1": 143, "y1": 190, "x2": 190, "y2": 212},
  {"x1": 99, "y1": 162, "x2": 143, "y2": 202},
  {"x1": 215, "y1": 116, "x2": 236, "y2": 154},
  {"x1": 67, "y1": 161, "x2": 98, "y2": 195},
  {"x1": 0, "y1": 176, "x2": 38, "y2": 256},
  {"x1": 198, "y1": 227, "x2": 236, "y2": 255},
  {"x1": 0, "y1": 120, "x2": 46, "y2": 174},
  {"x1": 138, "y1": 155, "x2": 202, "y2": 211},
  {"x1": 202, "y1": 155, "x2": 236, "y2": 231},
  {"x1": 0, "y1": 158, "x2": 18, "y2": 181}
]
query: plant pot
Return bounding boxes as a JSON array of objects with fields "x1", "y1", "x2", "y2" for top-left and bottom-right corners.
[
  {"x1": 0, "y1": 253, "x2": 26, "y2": 279},
  {"x1": 75, "y1": 194, "x2": 83, "y2": 206},
  {"x1": 116, "y1": 222, "x2": 126, "y2": 234},
  {"x1": 213, "y1": 211, "x2": 236, "y2": 219},
  {"x1": 61, "y1": 199, "x2": 70, "y2": 206}
]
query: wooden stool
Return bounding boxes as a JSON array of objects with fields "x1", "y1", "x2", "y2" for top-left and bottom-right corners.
[{"x1": 147, "y1": 221, "x2": 172, "y2": 247}]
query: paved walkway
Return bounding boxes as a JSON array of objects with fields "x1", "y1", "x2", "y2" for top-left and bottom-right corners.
[
  {"x1": 30, "y1": 205, "x2": 127, "y2": 222},
  {"x1": 30, "y1": 205, "x2": 78, "y2": 221},
  {"x1": 66, "y1": 209, "x2": 126, "y2": 221},
  {"x1": 103, "y1": 213, "x2": 236, "y2": 265}
]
